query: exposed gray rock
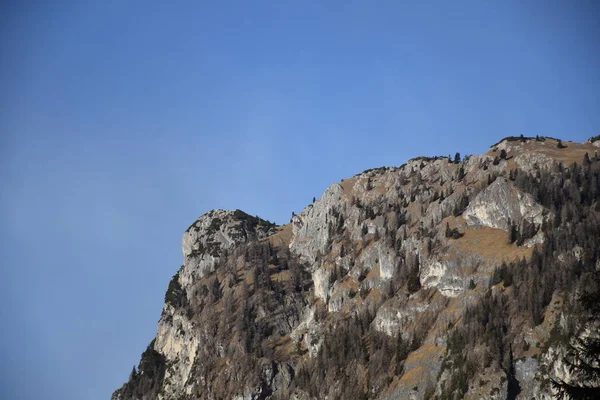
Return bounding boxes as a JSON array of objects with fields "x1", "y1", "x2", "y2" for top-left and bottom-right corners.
[
  {"x1": 289, "y1": 184, "x2": 345, "y2": 265},
  {"x1": 515, "y1": 357, "x2": 549, "y2": 400},
  {"x1": 181, "y1": 209, "x2": 275, "y2": 285},
  {"x1": 514, "y1": 152, "x2": 555, "y2": 173},
  {"x1": 464, "y1": 177, "x2": 547, "y2": 231}
]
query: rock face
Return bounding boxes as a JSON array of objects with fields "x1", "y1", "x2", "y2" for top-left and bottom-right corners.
[
  {"x1": 464, "y1": 177, "x2": 548, "y2": 230},
  {"x1": 290, "y1": 183, "x2": 345, "y2": 266},
  {"x1": 181, "y1": 209, "x2": 277, "y2": 285},
  {"x1": 112, "y1": 137, "x2": 600, "y2": 400},
  {"x1": 114, "y1": 209, "x2": 278, "y2": 400}
]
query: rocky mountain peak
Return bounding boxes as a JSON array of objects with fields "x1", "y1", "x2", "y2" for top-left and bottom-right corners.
[
  {"x1": 113, "y1": 137, "x2": 600, "y2": 400},
  {"x1": 181, "y1": 209, "x2": 277, "y2": 285},
  {"x1": 183, "y1": 209, "x2": 277, "y2": 256}
]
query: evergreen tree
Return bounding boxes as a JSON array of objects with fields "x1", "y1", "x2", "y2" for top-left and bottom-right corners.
[
  {"x1": 509, "y1": 223, "x2": 518, "y2": 244},
  {"x1": 395, "y1": 333, "x2": 408, "y2": 375},
  {"x1": 552, "y1": 271, "x2": 600, "y2": 399},
  {"x1": 454, "y1": 152, "x2": 461, "y2": 164}
]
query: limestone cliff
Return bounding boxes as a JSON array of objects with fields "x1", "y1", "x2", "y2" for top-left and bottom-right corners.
[{"x1": 113, "y1": 137, "x2": 600, "y2": 400}]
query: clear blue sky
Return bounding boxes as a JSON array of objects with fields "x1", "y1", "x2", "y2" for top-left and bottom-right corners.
[{"x1": 1, "y1": 1, "x2": 598, "y2": 399}]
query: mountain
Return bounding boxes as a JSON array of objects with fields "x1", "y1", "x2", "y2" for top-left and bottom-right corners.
[{"x1": 112, "y1": 136, "x2": 600, "y2": 400}]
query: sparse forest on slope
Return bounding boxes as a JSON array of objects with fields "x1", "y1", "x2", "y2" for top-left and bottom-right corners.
[{"x1": 113, "y1": 137, "x2": 600, "y2": 400}]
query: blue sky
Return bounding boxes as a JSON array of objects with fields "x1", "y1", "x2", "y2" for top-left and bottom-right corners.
[{"x1": 1, "y1": 1, "x2": 599, "y2": 399}]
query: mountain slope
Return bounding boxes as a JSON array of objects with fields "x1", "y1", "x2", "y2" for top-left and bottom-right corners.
[{"x1": 113, "y1": 136, "x2": 600, "y2": 400}]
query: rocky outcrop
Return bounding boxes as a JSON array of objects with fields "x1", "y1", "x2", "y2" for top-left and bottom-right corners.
[
  {"x1": 515, "y1": 357, "x2": 549, "y2": 399},
  {"x1": 140, "y1": 209, "x2": 278, "y2": 399},
  {"x1": 153, "y1": 304, "x2": 199, "y2": 398},
  {"x1": 420, "y1": 259, "x2": 465, "y2": 297},
  {"x1": 181, "y1": 209, "x2": 276, "y2": 285},
  {"x1": 463, "y1": 177, "x2": 547, "y2": 231},
  {"x1": 289, "y1": 184, "x2": 345, "y2": 265}
]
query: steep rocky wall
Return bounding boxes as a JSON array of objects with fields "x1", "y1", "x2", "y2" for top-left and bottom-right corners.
[{"x1": 464, "y1": 177, "x2": 547, "y2": 231}]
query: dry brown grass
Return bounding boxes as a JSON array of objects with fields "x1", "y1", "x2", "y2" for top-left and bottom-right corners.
[
  {"x1": 487, "y1": 138, "x2": 597, "y2": 167},
  {"x1": 406, "y1": 344, "x2": 443, "y2": 364},
  {"x1": 264, "y1": 223, "x2": 293, "y2": 247},
  {"x1": 244, "y1": 269, "x2": 255, "y2": 286},
  {"x1": 367, "y1": 265, "x2": 381, "y2": 280},
  {"x1": 399, "y1": 365, "x2": 428, "y2": 386},
  {"x1": 448, "y1": 217, "x2": 533, "y2": 263},
  {"x1": 272, "y1": 334, "x2": 302, "y2": 362},
  {"x1": 443, "y1": 295, "x2": 471, "y2": 320},
  {"x1": 538, "y1": 140, "x2": 597, "y2": 164},
  {"x1": 340, "y1": 177, "x2": 358, "y2": 199},
  {"x1": 366, "y1": 287, "x2": 382, "y2": 304},
  {"x1": 271, "y1": 270, "x2": 292, "y2": 283},
  {"x1": 399, "y1": 344, "x2": 445, "y2": 385}
]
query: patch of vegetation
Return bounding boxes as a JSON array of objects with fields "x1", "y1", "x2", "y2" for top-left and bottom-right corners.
[
  {"x1": 165, "y1": 270, "x2": 187, "y2": 308},
  {"x1": 233, "y1": 209, "x2": 276, "y2": 231},
  {"x1": 205, "y1": 217, "x2": 223, "y2": 235},
  {"x1": 113, "y1": 339, "x2": 167, "y2": 400},
  {"x1": 442, "y1": 291, "x2": 521, "y2": 399},
  {"x1": 354, "y1": 165, "x2": 398, "y2": 178},
  {"x1": 444, "y1": 222, "x2": 464, "y2": 239},
  {"x1": 490, "y1": 263, "x2": 513, "y2": 287},
  {"x1": 410, "y1": 155, "x2": 450, "y2": 163},
  {"x1": 552, "y1": 269, "x2": 600, "y2": 398},
  {"x1": 203, "y1": 237, "x2": 222, "y2": 257},
  {"x1": 490, "y1": 135, "x2": 534, "y2": 148}
]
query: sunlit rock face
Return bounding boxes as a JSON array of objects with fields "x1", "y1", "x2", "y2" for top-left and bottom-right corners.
[
  {"x1": 181, "y1": 209, "x2": 276, "y2": 286},
  {"x1": 463, "y1": 177, "x2": 546, "y2": 231},
  {"x1": 113, "y1": 137, "x2": 600, "y2": 400},
  {"x1": 289, "y1": 184, "x2": 345, "y2": 265},
  {"x1": 153, "y1": 304, "x2": 200, "y2": 398},
  {"x1": 148, "y1": 209, "x2": 279, "y2": 399}
]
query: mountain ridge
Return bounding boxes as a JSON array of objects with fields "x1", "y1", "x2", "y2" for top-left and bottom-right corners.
[{"x1": 113, "y1": 136, "x2": 600, "y2": 400}]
